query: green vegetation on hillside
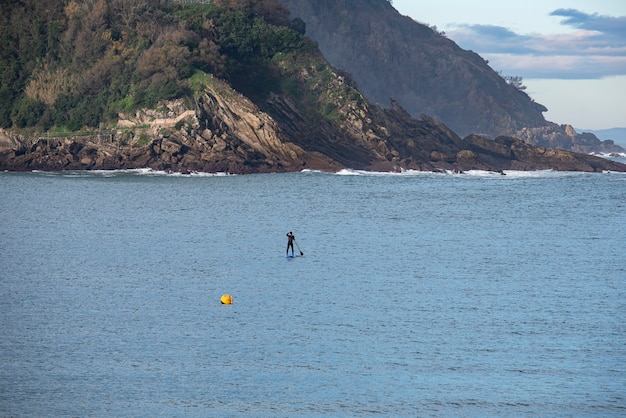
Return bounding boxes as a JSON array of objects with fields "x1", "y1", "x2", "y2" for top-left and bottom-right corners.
[{"x1": 0, "y1": 0, "x2": 315, "y2": 133}]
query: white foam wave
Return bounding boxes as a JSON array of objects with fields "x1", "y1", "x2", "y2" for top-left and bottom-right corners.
[
  {"x1": 119, "y1": 168, "x2": 233, "y2": 177},
  {"x1": 21, "y1": 166, "x2": 625, "y2": 179},
  {"x1": 331, "y1": 168, "x2": 513, "y2": 177},
  {"x1": 317, "y1": 168, "x2": 626, "y2": 179},
  {"x1": 591, "y1": 152, "x2": 626, "y2": 159},
  {"x1": 333, "y1": 168, "x2": 434, "y2": 176},
  {"x1": 30, "y1": 168, "x2": 234, "y2": 177}
]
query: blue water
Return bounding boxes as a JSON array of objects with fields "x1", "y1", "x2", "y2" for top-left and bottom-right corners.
[{"x1": 1, "y1": 169, "x2": 625, "y2": 416}]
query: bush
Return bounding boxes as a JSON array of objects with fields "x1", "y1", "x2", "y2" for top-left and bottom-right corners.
[
  {"x1": 11, "y1": 98, "x2": 45, "y2": 128},
  {"x1": 0, "y1": 0, "x2": 312, "y2": 131},
  {"x1": 134, "y1": 78, "x2": 191, "y2": 108}
]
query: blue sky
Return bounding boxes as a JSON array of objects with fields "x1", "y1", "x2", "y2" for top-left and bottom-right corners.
[{"x1": 391, "y1": 0, "x2": 626, "y2": 129}]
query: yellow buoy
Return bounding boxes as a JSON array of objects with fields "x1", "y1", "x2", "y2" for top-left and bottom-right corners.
[{"x1": 220, "y1": 294, "x2": 233, "y2": 305}]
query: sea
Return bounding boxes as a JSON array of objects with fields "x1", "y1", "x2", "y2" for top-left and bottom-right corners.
[{"x1": 1, "y1": 165, "x2": 625, "y2": 417}]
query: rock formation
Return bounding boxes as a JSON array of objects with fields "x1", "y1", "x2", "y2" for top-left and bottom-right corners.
[
  {"x1": 279, "y1": 0, "x2": 624, "y2": 154},
  {"x1": 1, "y1": 0, "x2": 625, "y2": 174},
  {"x1": 2, "y1": 80, "x2": 625, "y2": 174},
  {"x1": 511, "y1": 123, "x2": 625, "y2": 154}
]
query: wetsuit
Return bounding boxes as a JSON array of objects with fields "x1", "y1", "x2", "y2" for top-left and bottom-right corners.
[{"x1": 286, "y1": 232, "x2": 295, "y2": 256}]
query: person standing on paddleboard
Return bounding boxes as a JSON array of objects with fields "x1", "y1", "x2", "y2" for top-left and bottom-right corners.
[{"x1": 286, "y1": 231, "x2": 295, "y2": 256}]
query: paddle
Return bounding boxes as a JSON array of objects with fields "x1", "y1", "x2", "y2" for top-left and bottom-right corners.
[{"x1": 294, "y1": 240, "x2": 304, "y2": 256}]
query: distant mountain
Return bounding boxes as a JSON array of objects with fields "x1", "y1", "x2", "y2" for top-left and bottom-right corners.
[
  {"x1": 577, "y1": 128, "x2": 626, "y2": 148},
  {"x1": 279, "y1": 0, "x2": 545, "y2": 137},
  {"x1": 279, "y1": 0, "x2": 624, "y2": 154}
]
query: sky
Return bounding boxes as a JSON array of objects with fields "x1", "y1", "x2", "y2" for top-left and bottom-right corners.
[{"x1": 390, "y1": 0, "x2": 626, "y2": 130}]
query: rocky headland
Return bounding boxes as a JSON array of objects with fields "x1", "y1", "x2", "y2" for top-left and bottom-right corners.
[
  {"x1": 1, "y1": 0, "x2": 625, "y2": 175},
  {"x1": 2, "y1": 81, "x2": 625, "y2": 174},
  {"x1": 279, "y1": 0, "x2": 624, "y2": 155}
]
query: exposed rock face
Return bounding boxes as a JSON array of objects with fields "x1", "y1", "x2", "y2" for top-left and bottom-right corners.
[
  {"x1": 0, "y1": 130, "x2": 22, "y2": 153},
  {"x1": 511, "y1": 123, "x2": 625, "y2": 154},
  {"x1": 2, "y1": 81, "x2": 625, "y2": 174},
  {"x1": 279, "y1": 0, "x2": 547, "y2": 138},
  {"x1": 186, "y1": 83, "x2": 340, "y2": 172},
  {"x1": 278, "y1": 0, "x2": 625, "y2": 154},
  {"x1": 462, "y1": 135, "x2": 623, "y2": 172},
  {"x1": 0, "y1": 82, "x2": 341, "y2": 174}
]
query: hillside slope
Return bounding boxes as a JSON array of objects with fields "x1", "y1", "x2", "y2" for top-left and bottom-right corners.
[
  {"x1": 0, "y1": 0, "x2": 624, "y2": 173},
  {"x1": 279, "y1": 0, "x2": 623, "y2": 154}
]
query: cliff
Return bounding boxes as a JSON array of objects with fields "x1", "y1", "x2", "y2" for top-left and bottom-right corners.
[
  {"x1": 3, "y1": 78, "x2": 625, "y2": 174},
  {"x1": 1, "y1": 0, "x2": 625, "y2": 174},
  {"x1": 279, "y1": 0, "x2": 624, "y2": 154}
]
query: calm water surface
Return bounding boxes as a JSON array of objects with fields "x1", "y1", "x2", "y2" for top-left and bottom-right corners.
[{"x1": 1, "y1": 169, "x2": 625, "y2": 416}]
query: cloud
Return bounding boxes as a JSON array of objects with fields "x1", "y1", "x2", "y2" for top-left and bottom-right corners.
[
  {"x1": 446, "y1": 9, "x2": 626, "y2": 79},
  {"x1": 482, "y1": 53, "x2": 626, "y2": 79},
  {"x1": 550, "y1": 8, "x2": 626, "y2": 38},
  {"x1": 450, "y1": 25, "x2": 533, "y2": 54}
]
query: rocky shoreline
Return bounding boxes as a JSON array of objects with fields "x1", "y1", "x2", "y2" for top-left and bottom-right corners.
[
  {"x1": 2, "y1": 88, "x2": 626, "y2": 175},
  {"x1": 3, "y1": 128, "x2": 625, "y2": 175}
]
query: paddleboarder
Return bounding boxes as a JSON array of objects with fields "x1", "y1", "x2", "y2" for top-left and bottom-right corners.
[{"x1": 286, "y1": 231, "x2": 295, "y2": 256}]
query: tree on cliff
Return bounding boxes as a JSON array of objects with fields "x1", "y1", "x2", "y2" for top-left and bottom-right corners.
[{"x1": 501, "y1": 74, "x2": 527, "y2": 91}]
